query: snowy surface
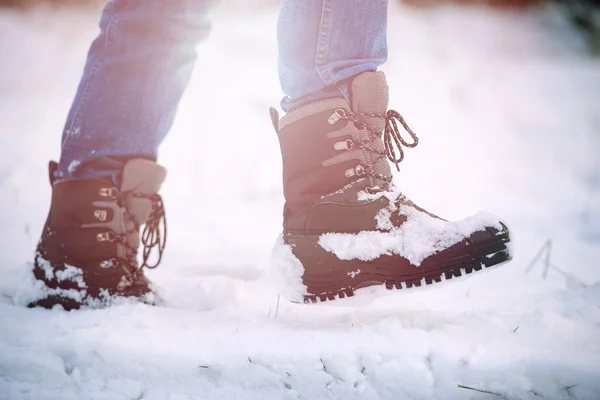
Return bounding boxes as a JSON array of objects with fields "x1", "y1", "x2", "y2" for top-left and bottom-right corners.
[{"x1": 1, "y1": 3, "x2": 600, "y2": 399}]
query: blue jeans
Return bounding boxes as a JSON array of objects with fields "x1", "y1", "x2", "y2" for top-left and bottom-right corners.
[{"x1": 58, "y1": 0, "x2": 388, "y2": 181}]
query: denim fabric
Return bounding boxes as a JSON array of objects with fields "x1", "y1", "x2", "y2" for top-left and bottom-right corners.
[
  {"x1": 58, "y1": 0, "x2": 388, "y2": 181},
  {"x1": 278, "y1": 0, "x2": 388, "y2": 112}
]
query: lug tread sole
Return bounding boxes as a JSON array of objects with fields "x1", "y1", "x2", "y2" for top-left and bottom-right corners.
[{"x1": 302, "y1": 232, "x2": 511, "y2": 304}]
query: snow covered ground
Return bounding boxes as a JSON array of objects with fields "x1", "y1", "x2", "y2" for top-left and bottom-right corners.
[{"x1": 1, "y1": 2, "x2": 599, "y2": 399}]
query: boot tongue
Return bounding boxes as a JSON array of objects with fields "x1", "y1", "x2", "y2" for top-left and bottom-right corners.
[
  {"x1": 120, "y1": 159, "x2": 167, "y2": 225},
  {"x1": 350, "y1": 71, "x2": 389, "y2": 132},
  {"x1": 349, "y1": 71, "x2": 392, "y2": 189}
]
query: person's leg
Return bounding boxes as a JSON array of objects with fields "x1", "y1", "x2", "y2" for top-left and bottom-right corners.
[
  {"x1": 58, "y1": 0, "x2": 215, "y2": 183},
  {"x1": 277, "y1": 0, "x2": 388, "y2": 112},
  {"x1": 30, "y1": 0, "x2": 216, "y2": 309},
  {"x1": 272, "y1": 1, "x2": 512, "y2": 303}
]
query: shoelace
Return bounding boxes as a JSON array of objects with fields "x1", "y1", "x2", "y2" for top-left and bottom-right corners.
[
  {"x1": 340, "y1": 109, "x2": 419, "y2": 189},
  {"x1": 129, "y1": 192, "x2": 167, "y2": 270},
  {"x1": 114, "y1": 191, "x2": 167, "y2": 290}
]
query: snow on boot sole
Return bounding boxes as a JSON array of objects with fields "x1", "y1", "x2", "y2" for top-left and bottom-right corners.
[
  {"x1": 29, "y1": 255, "x2": 159, "y2": 310},
  {"x1": 274, "y1": 224, "x2": 511, "y2": 304}
]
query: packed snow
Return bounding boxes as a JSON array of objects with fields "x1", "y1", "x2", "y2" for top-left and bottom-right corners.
[
  {"x1": 1, "y1": 2, "x2": 600, "y2": 399},
  {"x1": 320, "y1": 184, "x2": 504, "y2": 266},
  {"x1": 270, "y1": 235, "x2": 308, "y2": 303},
  {"x1": 319, "y1": 206, "x2": 502, "y2": 266}
]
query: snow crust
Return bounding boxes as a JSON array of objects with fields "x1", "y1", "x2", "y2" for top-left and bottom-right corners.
[
  {"x1": 14, "y1": 258, "x2": 88, "y2": 306},
  {"x1": 67, "y1": 159, "x2": 80, "y2": 174},
  {"x1": 319, "y1": 206, "x2": 502, "y2": 266},
  {"x1": 269, "y1": 235, "x2": 307, "y2": 303},
  {"x1": 13, "y1": 260, "x2": 157, "y2": 309},
  {"x1": 1, "y1": 3, "x2": 599, "y2": 400}
]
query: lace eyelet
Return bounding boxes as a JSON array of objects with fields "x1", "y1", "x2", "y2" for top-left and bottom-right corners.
[
  {"x1": 94, "y1": 209, "x2": 108, "y2": 222},
  {"x1": 99, "y1": 187, "x2": 119, "y2": 199},
  {"x1": 96, "y1": 231, "x2": 116, "y2": 242},
  {"x1": 328, "y1": 109, "x2": 347, "y2": 125},
  {"x1": 344, "y1": 164, "x2": 366, "y2": 179},
  {"x1": 116, "y1": 275, "x2": 133, "y2": 292},
  {"x1": 99, "y1": 258, "x2": 118, "y2": 269},
  {"x1": 366, "y1": 186, "x2": 382, "y2": 195},
  {"x1": 333, "y1": 139, "x2": 354, "y2": 151}
]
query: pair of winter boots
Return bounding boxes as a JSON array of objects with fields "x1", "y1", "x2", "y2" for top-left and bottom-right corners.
[{"x1": 30, "y1": 72, "x2": 510, "y2": 309}]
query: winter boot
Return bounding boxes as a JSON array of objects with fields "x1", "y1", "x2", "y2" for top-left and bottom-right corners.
[
  {"x1": 30, "y1": 159, "x2": 167, "y2": 310},
  {"x1": 271, "y1": 71, "x2": 511, "y2": 303}
]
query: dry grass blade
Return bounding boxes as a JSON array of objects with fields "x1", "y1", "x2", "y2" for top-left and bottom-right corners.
[{"x1": 458, "y1": 384, "x2": 503, "y2": 397}]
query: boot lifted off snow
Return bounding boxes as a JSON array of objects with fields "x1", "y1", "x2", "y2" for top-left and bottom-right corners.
[
  {"x1": 30, "y1": 159, "x2": 167, "y2": 310},
  {"x1": 271, "y1": 71, "x2": 511, "y2": 303}
]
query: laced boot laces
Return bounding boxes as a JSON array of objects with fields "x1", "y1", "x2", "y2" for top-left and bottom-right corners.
[
  {"x1": 97, "y1": 188, "x2": 167, "y2": 292},
  {"x1": 331, "y1": 108, "x2": 419, "y2": 193}
]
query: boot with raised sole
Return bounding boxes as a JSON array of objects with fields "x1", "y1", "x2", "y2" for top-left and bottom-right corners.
[
  {"x1": 271, "y1": 71, "x2": 511, "y2": 303},
  {"x1": 30, "y1": 159, "x2": 167, "y2": 310}
]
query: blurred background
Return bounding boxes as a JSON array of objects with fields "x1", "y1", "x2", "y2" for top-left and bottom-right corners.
[
  {"x1": 0, "y1": 0, "x2": 598, "y2": 288},
  {"x1": 1, "y1": 0, "x2": 599, "y2": 53}
]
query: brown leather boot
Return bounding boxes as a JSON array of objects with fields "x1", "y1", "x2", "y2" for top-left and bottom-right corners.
[
  {"x1": 30, "y1": 159, "x2": 167, "y2": 310},
  {"x1": 271, "y1": 71, "x2": 511, "y2": 303}
]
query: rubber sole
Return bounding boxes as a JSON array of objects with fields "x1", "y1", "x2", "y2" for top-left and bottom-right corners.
[{"x1": 283, "y1": 225, "x2": 511, "y2": 304}]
